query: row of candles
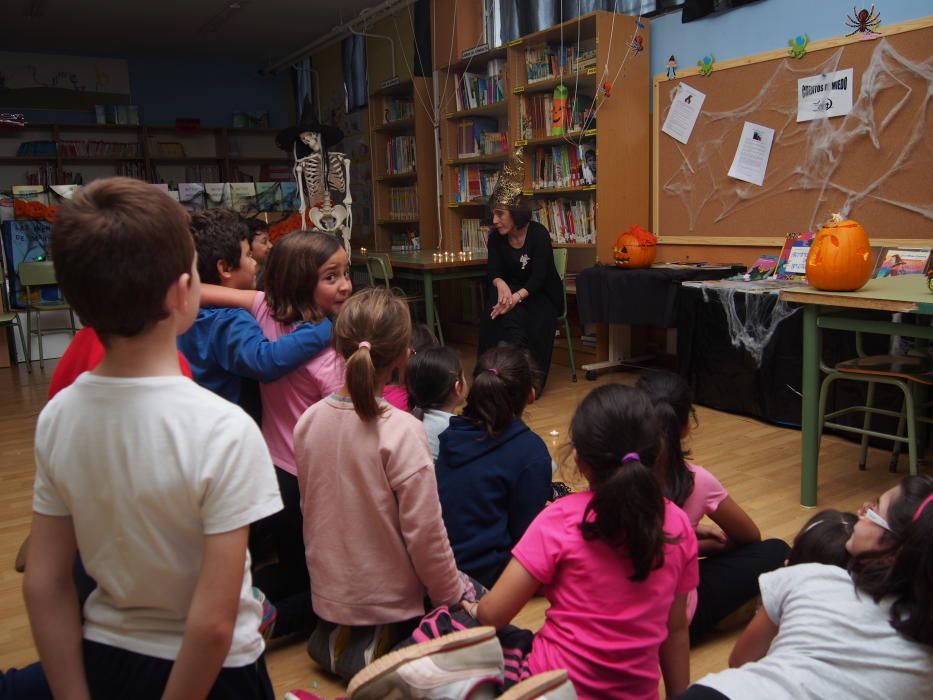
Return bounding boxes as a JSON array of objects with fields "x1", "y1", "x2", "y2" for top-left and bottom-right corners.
[{"x1": 358, "y1": 247, "x2": 474, "y2": 262}]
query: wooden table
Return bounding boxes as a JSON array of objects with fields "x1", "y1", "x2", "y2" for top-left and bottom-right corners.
[
  {"x1": 352, "y1": 251, "x2": 488, "y2": 340},
  {"x1": 779, "y1": 276, "x2": 933, "y2": 507}
]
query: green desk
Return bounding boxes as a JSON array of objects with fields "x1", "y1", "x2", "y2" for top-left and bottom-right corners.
[
  {"x1": 780, "y1": 276, "x2": 933, "y2": 508},
  {"x1": 352, "y1": 251, "x2": 488, "y2": 340}
]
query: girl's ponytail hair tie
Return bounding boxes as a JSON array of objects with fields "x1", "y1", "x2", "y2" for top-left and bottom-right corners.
[
  {"x1": 621, "y1": 452, "x2": 641, "y2": 464},
  {"x1": 913, "y1": 493, "x2": 933, "y2": 523},
  {"x1": 488, "y1": 367, "x2": 499, "y2": 376},
  {"x1": 357, "y1": 341, "x2": 372, "y2": 350}
]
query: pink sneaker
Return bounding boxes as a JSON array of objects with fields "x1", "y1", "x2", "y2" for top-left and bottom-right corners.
[
  {"x1": 347, "y1": 627, "x2": 504, "y2": 699},
  {"x1": 499, "y1": 670, "x2": 577, "y2": 699},
  {"x1": 283, "y1": 692, "x2": 327, "y2": 700}
]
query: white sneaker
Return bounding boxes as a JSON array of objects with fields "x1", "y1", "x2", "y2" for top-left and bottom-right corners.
[
  {"x1": 499, "y1": 670, "x2": 577, "y2": 700},
  {"x1": 347, "y1": 627, "x2": 504, "y2": 700}
]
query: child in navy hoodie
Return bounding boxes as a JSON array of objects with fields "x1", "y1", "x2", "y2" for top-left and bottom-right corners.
[{"x1": 435, "y1": 345, "x2": 552, "y2": 588}]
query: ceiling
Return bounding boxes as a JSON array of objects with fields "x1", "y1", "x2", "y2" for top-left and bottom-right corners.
[{"x1": 8, "y1": 0, "x2": 390, "y2": 63}]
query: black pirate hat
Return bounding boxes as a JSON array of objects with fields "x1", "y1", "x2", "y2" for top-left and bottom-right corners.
[{"x1": 275, "y1": 96, "x2": 344, "y2": 152}]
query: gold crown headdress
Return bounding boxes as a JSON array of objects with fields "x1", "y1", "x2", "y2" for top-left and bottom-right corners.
[{"x1": 488, "y1": 148, "x2": 538, "y2": 211}]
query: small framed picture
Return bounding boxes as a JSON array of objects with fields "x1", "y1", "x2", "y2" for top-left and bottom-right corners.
[{"x1": 873, "y1": 247, "x2": 932, "y2": 278}]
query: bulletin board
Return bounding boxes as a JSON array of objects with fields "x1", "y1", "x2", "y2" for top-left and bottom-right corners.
[{"x1": 652, "y1": 17, "x2": 933, "y2": 249}]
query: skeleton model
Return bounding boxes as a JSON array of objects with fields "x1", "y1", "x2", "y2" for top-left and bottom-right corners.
[{"x1": 294, "y1": 130, "x2": 353, "y2": 255}]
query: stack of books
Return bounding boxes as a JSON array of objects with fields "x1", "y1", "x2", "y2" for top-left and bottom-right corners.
[
  {"x1": 452, "y1": 165, "x2": 499, "y2": 203},
  {"x1": 454, "y1": 59, "x2": 507, "y2": 111},
  {"x1": 455, "y1": 118, "x2": 507, "y2": 157},
  {"x1": 519, "y1": 94, "x2": 594, "y2": 140},
  {"x1": 386, "y1": 135, "x2": 416, "y2": 174},
  {"x1": 531, "y1": 143, "x2": 596, "y2": 189},
  {"x1": 57, "y1": 140, "x2": 141, "y2": 158},
  {"x1": 388, "y1": 186, "x2": 418, "y2": 219},
  {"x1": 524, "y1": 42, "x2": 597, "y2": 83},
  {"x1": 532, "y1": 198, "x2": 595, "y2": 244},
  {"x1": 460, "y1": 218, "x2": 489, "y2": 252}
]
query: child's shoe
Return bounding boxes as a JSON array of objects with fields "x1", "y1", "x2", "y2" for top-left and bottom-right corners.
[
  {"x1": 347, "y1": 627, "x2": 504, "y2": 699},
  {"x1": 499, "y1": 670, "x2": 577, "y2": 699},
  {"x1": 283, "y1": 692, "x2": 328, "y2": 700},
  {"x1": 252, "y1": 586, "x2": 277, "y2": 642},
  {"x1": 549, "y1": 482, "x2": 572, "y2": 501}
]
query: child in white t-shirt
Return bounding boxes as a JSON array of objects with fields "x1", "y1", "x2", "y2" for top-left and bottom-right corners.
[
  {"x1": 405, "y1": 345, "x2": 466, "y2": 460},
  {"x1": 23, "y1": 178, "x2": 282, "y2": 700}
]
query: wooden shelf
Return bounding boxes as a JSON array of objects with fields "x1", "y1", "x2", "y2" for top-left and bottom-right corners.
[
  {"x1": 377, "y1": 218, "x2": 420, "y2": 224},
  {"x1": 514, "y1": 69, "x2": 598, "y2": 95},
  {"x1": 447, "y1": 200, "x2": 488, "y2": 208},
  {"x1": 60, "y1": 156, "x2": 144, "y2": 163},
  {"x1": 515, "y1": 131, "x2": 596, "y2": 148},
  {"x1": 441, "y1": 45, "x2": 508, "y2": 73},
  {"x1": 370, "y1": 78, "x2": 415, "y2": 98},
  {"x1": 447, "y1": 153, "x2": 509, "y2": 166},
  {"x1": 531, "y1": 185, "x2": 597, "y2": 195},
  {"x1": 376, "y1": 171, "x2": 417, "y2": 182},
  {"x1": 445, "y1": 102, "x2": 508, "y2": 120},
  {"x1": 0, "y1": 156, "x2": 56, "y2": 163},
  {"x1": 150, "y1": 156, "x2": 222, "y2": 162},
  {"x1": 228, "y1": 157, "x2": 291, "y2": 164},
  {"x1": 373, "y1": 118, "x2": 414, "y2": 133}
]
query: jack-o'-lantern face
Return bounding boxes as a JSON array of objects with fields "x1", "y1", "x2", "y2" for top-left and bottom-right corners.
[{"x1": 613, "y1": 230, "x2": 656, "y2": 269}]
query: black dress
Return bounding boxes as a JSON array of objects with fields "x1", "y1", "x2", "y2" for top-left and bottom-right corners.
[{"x1": 478, "y1": 221, "x2": 562, "y2": 390}]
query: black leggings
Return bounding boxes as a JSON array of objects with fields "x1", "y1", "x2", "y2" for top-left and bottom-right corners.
[
  {"x1": 251, "y1": 467, "x2": 315, "y2": 637},
  {"x1": 691, "y1": 538, "x2": 789, "y2": 643}
]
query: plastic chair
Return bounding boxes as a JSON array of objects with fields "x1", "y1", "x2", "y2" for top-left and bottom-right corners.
[
  {"x1": 817, "y1": 330, "x2": 932, "y2": 475},
  {"x1": 18, "y1": 260, "x2": 77, "y2": 371},
  {"x1": 365, "y1": 253, "x2": 444, "y2": 345},
  {"x1": 1, "y1": 262, "x2": 29, "y2": 372},
  {"x1": 552, "y1": 247, "x2": 577, "y2": 383}
]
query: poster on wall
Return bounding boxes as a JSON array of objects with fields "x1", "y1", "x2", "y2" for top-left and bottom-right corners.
[
  {"x1": 797, "y1": 68, "x2": 854, "y2": 122},
  {"x1": 0, "y1": 51, "x2": 131, "y2": 109}
]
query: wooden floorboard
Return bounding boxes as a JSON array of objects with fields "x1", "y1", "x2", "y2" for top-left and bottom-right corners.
[{"x1": 0, "y1": 345, "x2": 923, "y2": 698}]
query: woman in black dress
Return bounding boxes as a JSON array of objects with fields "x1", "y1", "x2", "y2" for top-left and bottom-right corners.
[{"x1": 478, "y1": 150, "x2": 562, "y2": 391}]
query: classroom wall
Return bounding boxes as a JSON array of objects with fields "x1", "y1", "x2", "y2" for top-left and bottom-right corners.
[
  {"x1": 9, "y1": 54, "x2": 292, "y2": 127},
  {"x1": 649, "y1": 0, "x2": 932, "y2": 79}
]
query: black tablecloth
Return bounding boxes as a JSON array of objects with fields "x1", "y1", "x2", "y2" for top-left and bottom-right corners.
[
  {"x1": 677, "y1": 285, "x2": 903, "y2": 437},
  {"x1": 576, "y1": 265, "x2": 744, "y2": 327}
]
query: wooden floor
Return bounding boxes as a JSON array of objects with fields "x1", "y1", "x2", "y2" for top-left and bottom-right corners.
[{"x1": 0, "y1": 348, "x2": 922, "y2": 698}]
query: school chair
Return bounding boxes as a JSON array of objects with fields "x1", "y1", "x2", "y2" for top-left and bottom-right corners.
[
  {"x1": 365, "y1": 253, "x2": 444, "y2": 345},
  {"x1": 552, "y1": 247, "x2": 577, "y2": 383},
  {"x1": 18, "y1": 260, "x2": 77, "y2": 371},
  {"x1": 1, "y1": 262, "x2": 29, "y2": 372},
  {"x1": 817, "y1": 329, "x2": 932, "y2": 476}
]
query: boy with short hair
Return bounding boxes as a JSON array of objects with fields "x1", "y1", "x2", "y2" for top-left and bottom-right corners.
[
  {"x1": 178, "y1": 209, "x2": 330, "y2": 423},
  {"x1": 24, "y1": 177, "x2": 282, "y2": 699},
  {"x1": 245, "y1": 218, "x2": 271, "y2": 290}
]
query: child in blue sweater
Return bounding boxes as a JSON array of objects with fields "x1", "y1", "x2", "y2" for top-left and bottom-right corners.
[
  {"x1": 178, "y1": 210, "x2": 331, "y2": 423},
  {"x1": 435, "y1": 346, "x2": 552, "y2": 588}
]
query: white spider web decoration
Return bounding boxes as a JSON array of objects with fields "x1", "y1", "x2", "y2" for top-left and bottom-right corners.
[{"x1": 661, "y1": 38, "x2": 933, "y2": 232}]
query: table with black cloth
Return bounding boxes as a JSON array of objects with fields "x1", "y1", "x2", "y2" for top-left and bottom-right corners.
[
  {"x1": 575, "y1": 264, "x2": 744, "y2": 377},
  {"x1": 677, "y1": 283, "x2": 906, "y2": 436}
]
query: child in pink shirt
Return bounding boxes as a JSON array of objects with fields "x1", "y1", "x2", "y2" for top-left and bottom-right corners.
[
  {"x1": 294, "y1": 288, "x2": 466, "y2": 682},
  {"x1": 471, "y1": 383, "x2": 699, "y2": 699},
  {"x1": 636, "y1": 371, "x2": 788, "y2": 642}
]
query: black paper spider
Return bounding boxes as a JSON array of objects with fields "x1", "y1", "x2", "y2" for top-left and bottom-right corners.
[{"x1": 845, "y1": 5, "x2": 882, "y2": 36}]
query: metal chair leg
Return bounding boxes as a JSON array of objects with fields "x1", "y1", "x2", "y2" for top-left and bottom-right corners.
[
  {"x1": 14, "y1": 317, "x2": 29, "y2": 373},
  {"x1": 433, "y1": 304, "x2": 444, "y2": 346},
  {"x1": 904, "y1": 384, "x2": 918, "y2": 476},
  {"x1": 36, "y1": 310, "x2": 45, "y2": 371},
  {"x1": 890, "y1": 404, "x2": 907, "y2": 473},
  {"x1": 817, "y1": 373, "x2": 836, "y2": 469},
  {"x1": 858, "y1": 381, "x2": 875, "y2": 470},
  {"x1": 24, "y1": 307, "x2": 32, "y2": 368},
  {"x1": 564, "y1": 317, "x2": 577, "y2": 382}
]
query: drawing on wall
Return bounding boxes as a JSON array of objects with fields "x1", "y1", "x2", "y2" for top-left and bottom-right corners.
[{"x1": 0, "y1": 52, "x2": 131, "y2": 109}]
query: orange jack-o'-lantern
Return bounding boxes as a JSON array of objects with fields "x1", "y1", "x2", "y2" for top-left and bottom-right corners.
[
  {"x1": 613, "y1": 225, "x2": 657, "y2": 268},
  {"x1": 805, "y1": 214, "x2": 872, "y2": 291}
]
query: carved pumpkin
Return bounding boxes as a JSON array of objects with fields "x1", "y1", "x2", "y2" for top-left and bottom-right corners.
[
  {"x1": 613, "y1": 225, "x2": 657, "y2": 268},
  {"x1": 805, "y1": 214, "x2": 873, "y2": 291}
]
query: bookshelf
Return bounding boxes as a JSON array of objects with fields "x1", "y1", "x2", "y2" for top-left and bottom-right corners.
[
  {"x1": 439, "y1": 11, "x2": 650, "y2": 264},
  {"x1": 0, "y1": 123, "x2": 290, "y2": 191},
  {"x1": 368, "y1": 77, "x2": 440, "y2": 252}
]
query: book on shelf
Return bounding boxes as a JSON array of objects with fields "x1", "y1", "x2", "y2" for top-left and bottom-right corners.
[
  {"x1": 255, "y1": 182, "x2": 283, "y2": 212},
  {"x1": 204, "y1": 183, "x2": 232, "y2": 210},
  {"x1": 12, "y1": 185, "x2": 49, "y2": 220},
  {"x1": 57, "y1": 139, "x2": 141, "y2": 158},
  {"x1": 388, "y1": 186, "x2": 419, "y2": 219},
  {"x1": 519, "y1": 93, "x2": 594, "y2": 140},
  {"x1": 532, "y1": 197, "x2": 595, "y2": 244},
  {"x1": 452, "y1": 165, "x2": 499, "y2": 203},
  {"x1": 460, "y1": 217, "x2": 490, "y2": 253},
  {"x1": 16, "y1": 141, "x2": 57, "y2": 157},
  {"x1": 455, "y1": 118, "x2": 506, "y2": 157},
  {"x1": 524, "y1": 41, "x2": 597, "y2": 83},
  {"x1": 532, "y1": 142, "x2": 595, "y2": 189},
  {"x1": 386, "y1": 135, "x2": 416, "y2": 174},
  {"x1": 230, "y1": 182, "x2": 257, "y2": 214},
  {"x1": 177, "y1": 183, "x2": 206, "y2": 212},
  {"x1": 382, "y1": 97, "x2": 414, "y2": 124},
  {"x1": 455, "y1": 60, "x2": 506, "y2": 111}
]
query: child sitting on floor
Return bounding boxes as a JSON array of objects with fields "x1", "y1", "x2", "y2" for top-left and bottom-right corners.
[
  {"x1": 294, "y1": 287, "x2": 467, "y2": 682},
  {"x1": 23, "y1": 177, "x2": 282, "y2": 699},
  {"x1": 636, "y1": 371, "x2": 789, "y2": 642},
  {"x1": 406, "y1": 345, "x2": 466, "y2": 460},
  {"x1": 786, "y1": 509, "x2": 857, "y2": 568},
  {"x1": 383, "y1": 322, "x2": 438, "y2": 411}
]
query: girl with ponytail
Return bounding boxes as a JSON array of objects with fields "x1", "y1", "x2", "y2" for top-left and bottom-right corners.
[
  {"x1": 470, "y1": 383, "x2": 699, "y2": 699},
  {"x1": 636, "y1": 371, "x2": 789, "y2": 642},
  {"x1": 293, "y1": 287, "x2": 467, "y2": 681}
]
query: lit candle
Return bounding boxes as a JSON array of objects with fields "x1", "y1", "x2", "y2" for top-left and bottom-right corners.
[{"x1": 360, "y1": 247, "x2": 367, "y2": 255}]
